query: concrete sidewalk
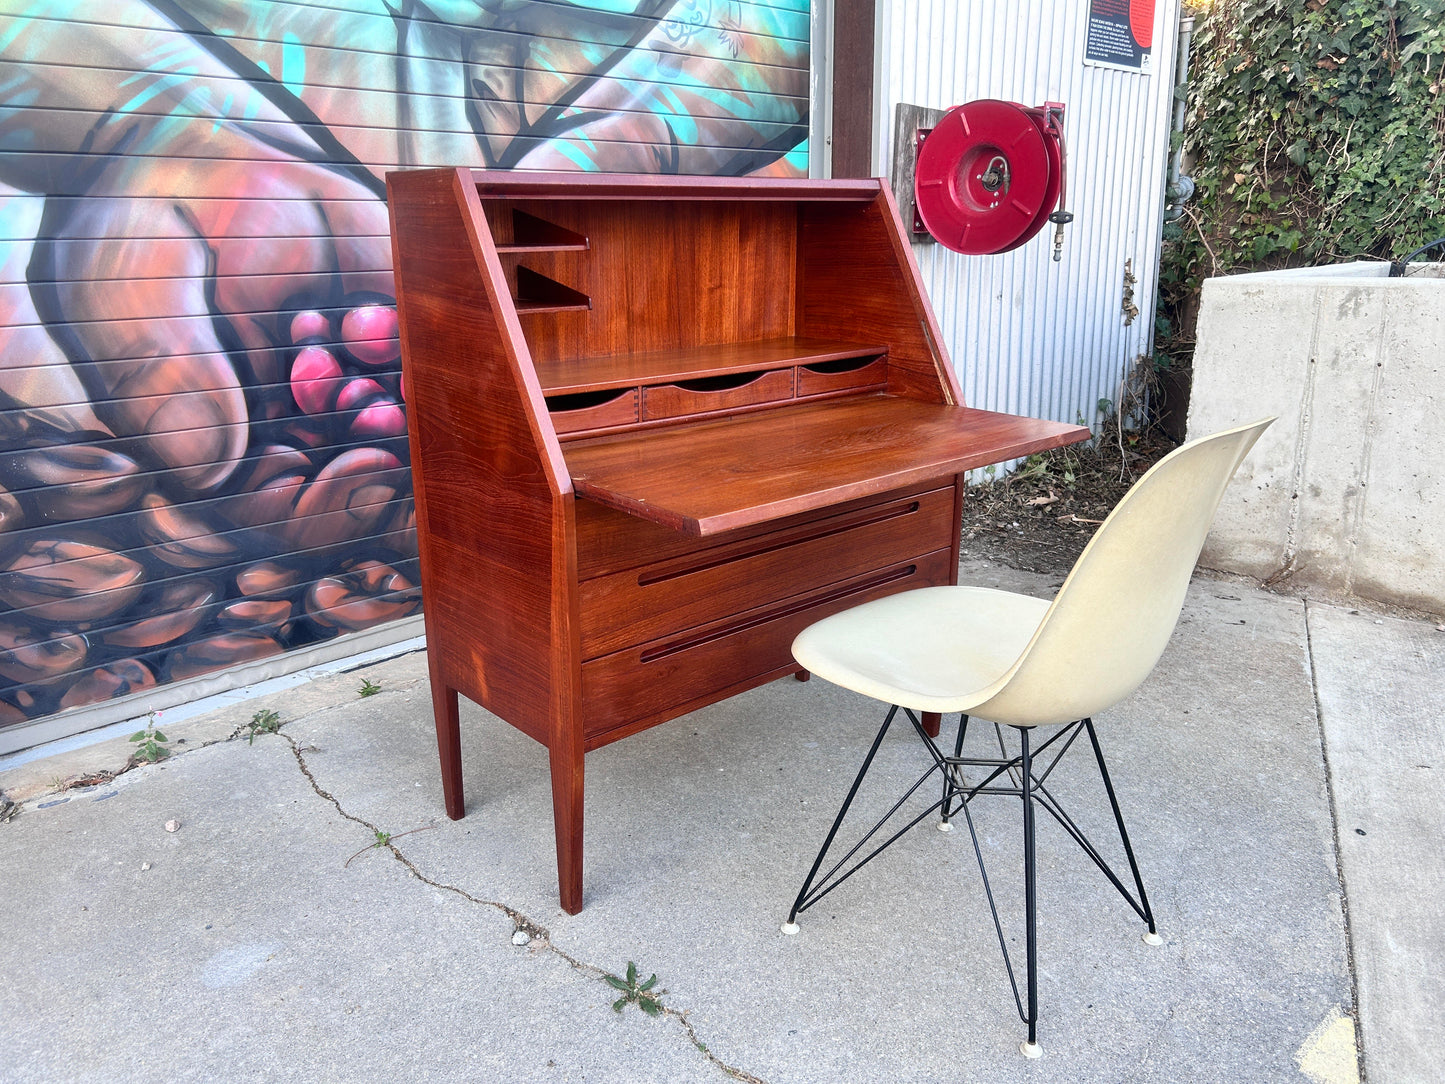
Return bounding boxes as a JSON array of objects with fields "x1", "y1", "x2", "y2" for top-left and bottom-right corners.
[{"x1": 1, "y1": 562, "x2": 1440, "y2": 1083}]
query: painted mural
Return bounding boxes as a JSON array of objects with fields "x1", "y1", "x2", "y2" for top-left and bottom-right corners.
[{"x1": 0, "y1": 0, "x2": 810, "y2": 728}]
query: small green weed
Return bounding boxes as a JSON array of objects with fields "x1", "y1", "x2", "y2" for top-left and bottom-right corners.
[
  {"x1": 246, "y1": 708, "x2": 283, "y2": 744},
  {"x1": 343, "y1": 825, "x2": 435, "y2": 867},
  {"x1": 129, "y1": 712, "x2": 170, "y2": 764},
  {"x1": 1010, "y1": 454, "x2": 1051, "y2": 485},
  {"x1": 358, "y1": 677, "x2": 382, "y2": 698},
  {"x1": 606, "y1": 961, "x2": 665, "y2": 1016}
]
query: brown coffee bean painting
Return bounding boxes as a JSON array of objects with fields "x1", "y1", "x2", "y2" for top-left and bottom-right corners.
[{"x1": 0, "y1": 1, "x2": 810, "y2": 728}]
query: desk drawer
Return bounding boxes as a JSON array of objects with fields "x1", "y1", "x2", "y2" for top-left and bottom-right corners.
[
  {"x1": 547, "y1": 388, "x2": 639, "y2": 436},
  {"x1": 574, "y1": 482, "x2": 956, "y2": 580},
  {"x1": 578, "y1": 487, "x2": 955, "y2": 658},
  {"x1": 641, "y1": 368, "x2": 794, "y2": 421},
  {"x1": 796, "y1": 355, "x2": 887, "y2": 398},
  {"x1": 580, "y1": 549, "x2": 953, "y2": 743}
]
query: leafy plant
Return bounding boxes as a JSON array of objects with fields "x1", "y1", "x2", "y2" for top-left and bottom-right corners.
[
  {"x1": 245, "y1": 708, "x2": 283, "y2": 744},
  {"x1": 358, "y1": 677, "x2": 382, "y2": 698},
  {"x1": 1159, "y1": 0, "x2": 1445, "y2": 366},
  {"x1": 129, "y1": 711, "x2": 170, "y2": 763},
  {"x1": 1008, "y1": 450, "x2": 1081, "y2": 490},
  {"x1": 606, "y1": 961, "x2": 665, "y2": 1016},
  {"x1": 1010, "y1": 454, "x2": 1051, "y2": 485}
]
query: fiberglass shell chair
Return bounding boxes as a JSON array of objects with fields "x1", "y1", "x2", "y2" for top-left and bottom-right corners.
[{"x1": 781, "y1": 418, "x2": 1273, "y2": 1057}]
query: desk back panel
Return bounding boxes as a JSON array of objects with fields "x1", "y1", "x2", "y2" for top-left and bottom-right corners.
[
  {"x1": 797, "y1": 196, "x2": 961, "y2": 406},
  {"x1": 490, "y1": 199, "x2": 798, "y2": 365}
]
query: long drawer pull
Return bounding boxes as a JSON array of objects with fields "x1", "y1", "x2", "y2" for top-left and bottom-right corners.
[
  {"x1": 636, "y1": 500, "x2": 922, "y2": 587},
  {"x1": 638, "y1": 564, "x2": 919, "y2": 663}
]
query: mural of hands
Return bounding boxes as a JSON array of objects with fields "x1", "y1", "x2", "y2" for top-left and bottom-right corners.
[
  {"x1": 1, "y1": 143, "x2": 417, "y2": 720},
  {"x1": 0, "y1": 0, "x2": 808, "y2": 727}
]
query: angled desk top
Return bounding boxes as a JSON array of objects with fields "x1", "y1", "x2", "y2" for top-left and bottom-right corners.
[{"x1": 564, "y1": 395, "x2": 1091, "y2": 537}]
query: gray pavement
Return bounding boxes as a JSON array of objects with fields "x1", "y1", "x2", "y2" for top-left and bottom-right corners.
[{"x1": 1, "y1": 560, "x2": 1440, "y2": 1083}]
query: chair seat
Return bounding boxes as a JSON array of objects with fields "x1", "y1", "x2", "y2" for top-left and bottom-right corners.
[{"x1": 792, "y1": 585, "x2": 1050, "y2": 714}]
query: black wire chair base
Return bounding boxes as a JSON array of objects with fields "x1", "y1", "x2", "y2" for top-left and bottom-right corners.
[{"x1": 783, "y1": 706, "x2": 1159, "y2": 1052}]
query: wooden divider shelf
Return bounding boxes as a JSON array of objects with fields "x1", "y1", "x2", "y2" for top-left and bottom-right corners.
[
  {"x1": 495, "y1": 209, "x2": 589, "y2": 253},
  {"x1": 387, "y1": 169, "x2": 1090, "y2": 913},
  {"x1": 512, "y1": 265, "x2": 591, "y2": 313}
]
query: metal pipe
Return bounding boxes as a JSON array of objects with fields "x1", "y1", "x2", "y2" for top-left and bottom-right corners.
[
  {"x1": 1164, "y1": 15, "x2": 1197, "y2": 222},
  {"x1": 1168, "y1": 15, "x2": 1196, "y2": 191}
]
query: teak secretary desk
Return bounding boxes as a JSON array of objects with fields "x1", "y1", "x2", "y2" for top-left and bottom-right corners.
[{"x1": 386, "y1": 169, "x2": 1089, "y2": 913}]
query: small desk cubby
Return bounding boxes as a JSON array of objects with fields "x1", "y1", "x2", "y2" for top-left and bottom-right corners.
[
  {"x1": 538, "y1": 339, "x2": 888, "y2": 436},
  {"x1": 387, "y1": 169, "x2": 1088, "y2": 913}
]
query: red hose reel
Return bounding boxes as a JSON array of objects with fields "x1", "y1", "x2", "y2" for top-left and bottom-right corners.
[{"x1": 913, "y1": 100, "x2": 1071, "y2": 258}]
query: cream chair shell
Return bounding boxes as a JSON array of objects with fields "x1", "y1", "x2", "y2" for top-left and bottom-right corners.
[{"x1": 782, "y1": 418, "x2": 1273, "y2": 1057}]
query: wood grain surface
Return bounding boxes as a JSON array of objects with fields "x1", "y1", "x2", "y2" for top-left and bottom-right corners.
[
  {"x1": 388, "y1": 168, "x2": 1087, "y2": 915},
  {"x1": 566, "y1": 396, "x2": 1089, "y2": 535}
]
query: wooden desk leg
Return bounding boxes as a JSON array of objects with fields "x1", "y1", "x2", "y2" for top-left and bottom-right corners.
[
  {"x1": 922, "y1": 711, "x2": 942, "y2": 739},
  {"x1": 431, "y1": 673, "x2": 465, "y2": 821},
  {"x1": 550, "y1": 739, "x2": 586, "y2": 914},
  {"x1": 794, "y1": 669, "x2": 811, "y2": 682}
]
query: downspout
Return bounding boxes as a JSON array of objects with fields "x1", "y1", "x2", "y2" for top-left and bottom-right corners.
[{"x1": 1164, "y1": 15, "x2": 1196, "y2": 221}]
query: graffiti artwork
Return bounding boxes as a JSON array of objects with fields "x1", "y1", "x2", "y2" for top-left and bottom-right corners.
[{"x1": 0, "y1": 0, "x2": 809, "y2": 726}]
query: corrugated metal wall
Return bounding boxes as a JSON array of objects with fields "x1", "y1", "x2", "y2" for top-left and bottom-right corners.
[
  {"x1": 0, "y1": 0, "x2": 810, "y2": 752},
  {"x1": 876, "y1": 0, "x2": 1179, "y2": 432}
]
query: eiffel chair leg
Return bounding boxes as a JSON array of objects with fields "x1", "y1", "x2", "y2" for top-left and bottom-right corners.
[
  {"x1": 1082, "y1": 719, "x2": 1162, "y2": 945},
  {"x1": 1018, "y1": 725, "x2": 1043, "y2": 1058},
  {"x1": 938, "y1": 714, "x2": 970, "y2": 833},
  {"x1": 781, "y1": 705, "x2": 902, "y2": 934}
]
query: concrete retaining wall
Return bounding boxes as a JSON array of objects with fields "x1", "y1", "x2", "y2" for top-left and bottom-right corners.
[{"x1": 1187, "y1": 261, "x2": 1445, "y2": 617}]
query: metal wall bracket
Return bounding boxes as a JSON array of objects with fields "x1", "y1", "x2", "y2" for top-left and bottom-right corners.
[{"x1": 890, "y1": 102, "x2": 947, "y2": 245}]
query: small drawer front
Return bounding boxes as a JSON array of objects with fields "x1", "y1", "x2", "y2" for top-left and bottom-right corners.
[
  {"x1": 547, "y1": 388, "x2": 638, "y2": 435},
  {"x1": 796, "y1": 355, "x2": 887, "y2": 398},
  {"x1": 580, "y1": 549, "x2": 954, "y2": 743},
  {"x1": 641, "y1": 368, "x2": 794, "y2": 421},
  {"x1": 578, "y1": 487, "x2": 956, "y2": 659}
]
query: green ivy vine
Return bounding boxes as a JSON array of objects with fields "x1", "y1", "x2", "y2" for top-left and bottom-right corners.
[{"x1": 1156, "y1": 0, "x2": 1445, "y2": 367}]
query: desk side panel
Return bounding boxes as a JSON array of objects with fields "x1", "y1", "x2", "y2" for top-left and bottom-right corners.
[{"x1": 389, "y1": 169, "x2": 573, "y2": 739}]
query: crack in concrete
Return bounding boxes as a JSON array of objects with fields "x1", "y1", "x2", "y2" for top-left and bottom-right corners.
[
  {"x1": 1302, "y1": 600, "x2": 1367, "y2": 1084},
  {"x1": 276, "y1": 729, "x2": 769, "y2": 1084},
  {"x1": 10, "y1": 675, "x2": 769, "y2": 1081},
  {"x1": 6, "y1": 682, "x2": 412, "y2": 811}
]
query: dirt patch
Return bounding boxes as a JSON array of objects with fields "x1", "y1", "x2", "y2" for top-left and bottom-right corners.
[{"x1": 959, "y1": 429, "x2": 1178, "y2": 577}]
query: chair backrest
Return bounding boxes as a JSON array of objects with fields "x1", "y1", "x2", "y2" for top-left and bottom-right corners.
[{"x1": 969, "y1": 418, "x2": 1274, "y2": 727}]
